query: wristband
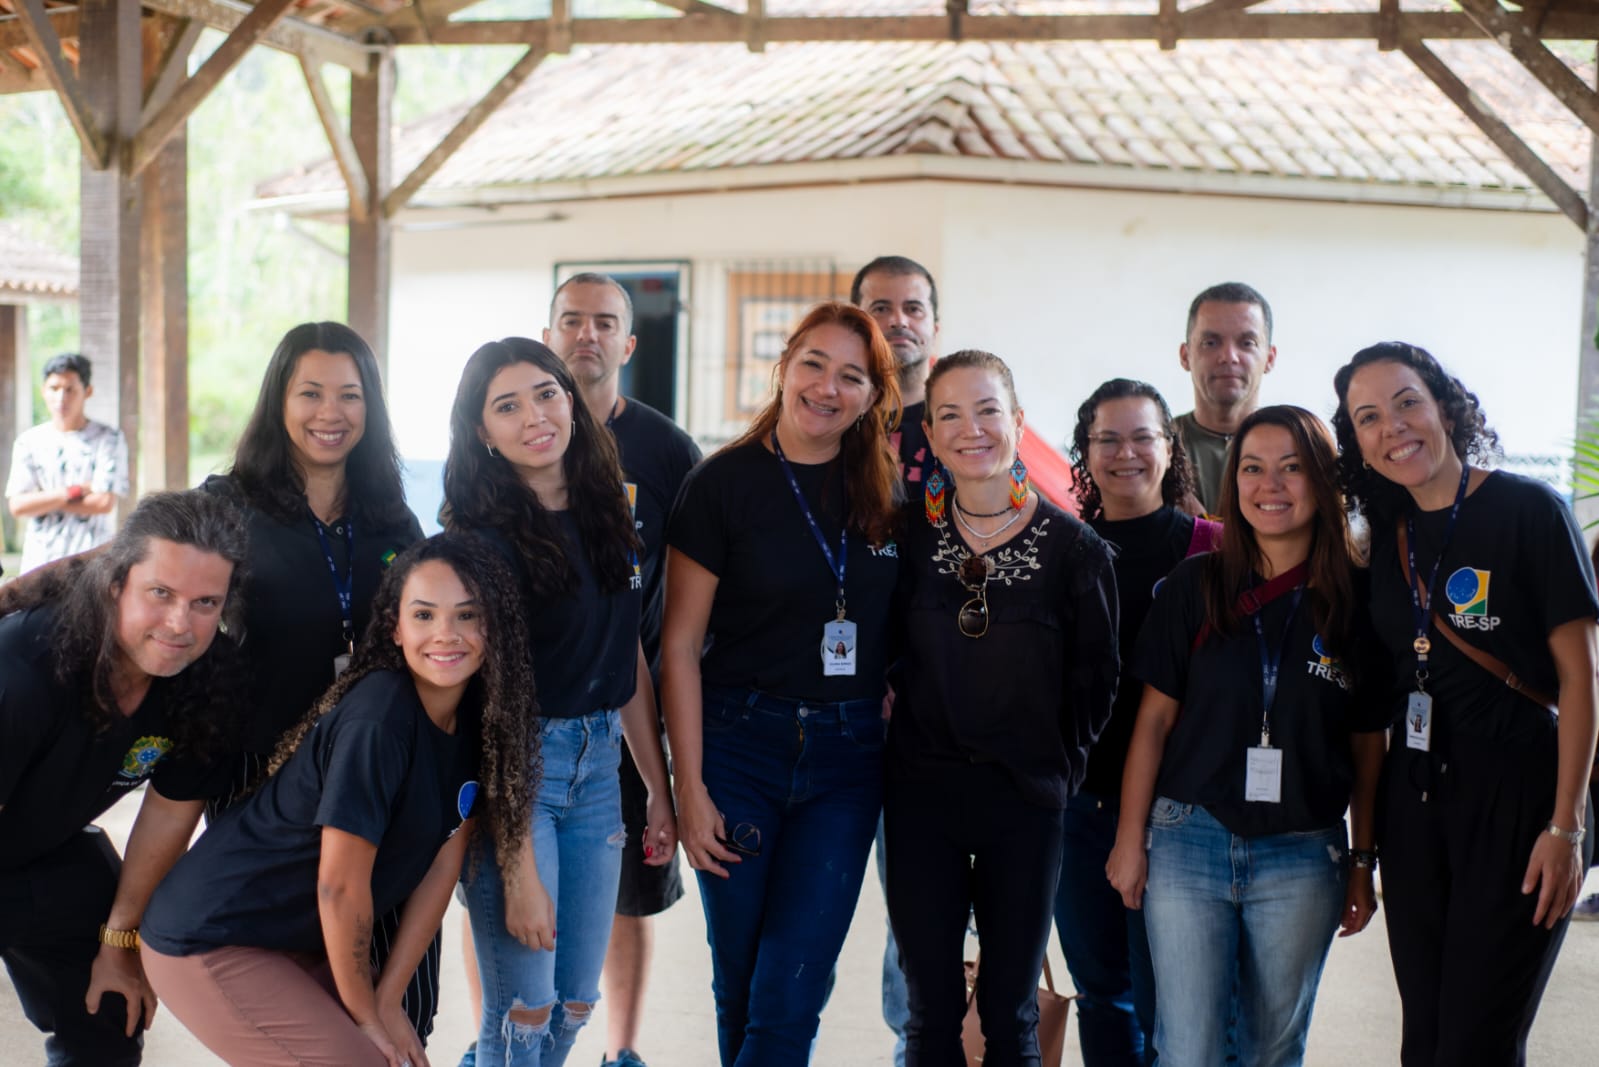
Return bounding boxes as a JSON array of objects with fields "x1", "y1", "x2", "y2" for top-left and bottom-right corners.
[
  {"x1": 66, "y1": 484, "x2": 85, "y2": 503},
  {"x1": 1546, "y1": 822, "x2": 1586, "y2": 846},
  {"x1": 98, "y1": 924, "x2": 140, "y2": 951},
  {"x1": 1349, "y1": 848, "x2": 1379, "y2": 871}
]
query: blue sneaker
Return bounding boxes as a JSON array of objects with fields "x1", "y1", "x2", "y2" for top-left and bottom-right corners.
[{"x1": 600, "y1": 1051, "x2": 648, "y2": 1067}]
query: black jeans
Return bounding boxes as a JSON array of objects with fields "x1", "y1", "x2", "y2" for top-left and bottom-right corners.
[
  {"x1": 884, "y1": 763, "x2": 1064, "y2": 1067},
  {"x1": 0, "y1": 829, "x2": 142, "y2": 1067}
]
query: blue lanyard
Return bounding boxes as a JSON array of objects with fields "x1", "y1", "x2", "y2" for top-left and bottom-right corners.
[
  {"x1": 1252, "y1": 586, "x2": 1304, "y2": 746},
  {"x1": 605, "y1": 398, "x2": 640, "y2": 582},
  {"x1": 1404, "y1": 464, "x2": 1471, "y2": 683},
  {"x1": 311, "y1": 515, "x2": 356, "y2": 647},
  {"x1": 771, "y1": 434, "x2": 847, "y2": 614}
]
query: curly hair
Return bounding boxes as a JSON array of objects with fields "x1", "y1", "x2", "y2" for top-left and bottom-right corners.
[
  {"x1": 441, "y1": 337, "x2": 638, "y2": 598},
  {"x1": 20, "y1": 490, "x2": 251, "y2": 759},
  {"x1": 724, "y1": 301, "x2": 904, "y2": 545},
  {"x1": 1201, "y1": 406, "x2": 1358, "y2": 656},
  {"x1": 230, "y1": 322, "x2": 412, "y2": 531},
  {"x1": 1068, "y1": 378, "x2": 1197, "y2": 521},
  {"x1": 269, "y1": 533, "x2": 537, "y2": 881},
  {"x1": 1331, "y1": 342, "x2": 1500, "y2": 524}
]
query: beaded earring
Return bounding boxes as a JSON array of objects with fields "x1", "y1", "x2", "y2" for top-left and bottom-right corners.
[
  {"x1": 1009, "y1": 454, "x2": 1028, "y2": 510},
  {"x1": 924, "y1": 465, "x2": 947, "y2": 526}
]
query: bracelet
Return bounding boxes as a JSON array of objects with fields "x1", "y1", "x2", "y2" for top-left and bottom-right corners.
[
  {"x1": 66, "y1": 484, "x2": 85, "y2": 503},
  {"x1": 1546, "y1": 822, "x2": 1586, "y2": 846},
  {"x1": 1349, "y1": 848, "x2": 1379, "y2": 871},
  {"x1": 98, "y1": 924, "x2": 140, "y2": 951}
]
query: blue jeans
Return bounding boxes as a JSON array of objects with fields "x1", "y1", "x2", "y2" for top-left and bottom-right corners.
[
  {"x1": 698, "y1": 685, "x2": 885, "y2": 1067},
  {"x1": 1053, "y1": 791, "x2": 1154, "y2": 1067},
  {"x1": 875, "y1": 815, "x2": 910, "y2": 1067},
  {"x1": 1142, "y1": 799, "x2": 1345, "y2": 1067},
  {"x1": 460, "y1": 710, "x2": 624, "y2": 1067}
]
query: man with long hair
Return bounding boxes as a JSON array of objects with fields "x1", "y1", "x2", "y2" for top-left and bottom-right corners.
[{"x1": 0, "y1": 489, "x2": 248, "y2": 1066}]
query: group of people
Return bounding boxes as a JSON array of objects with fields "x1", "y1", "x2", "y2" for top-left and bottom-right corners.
[{"x1": 0, "y1": 260, "x2": 1593, "y2": 1067}]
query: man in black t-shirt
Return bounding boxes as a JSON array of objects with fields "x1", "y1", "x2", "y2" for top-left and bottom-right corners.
[
  {"x1": 852, "y1": 255, "x2": 940, "y2": 493},
  {"x1": 0, "y1": 489, "x2": 246, "y2": 1067},
  {"x1": 543, "y1": 271, "x2": 702, "y2": 1067}
]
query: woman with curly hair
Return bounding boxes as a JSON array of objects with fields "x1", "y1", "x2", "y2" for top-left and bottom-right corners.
[
  {"x1": 1056, "y1": 378, "x2": 1213, "y2": 1066},
  {"x1": 139, "y1": 534, "x2": 534, "y2": 1067},
  {"x1": 886, "y1": 351, "x2": 1118, "y2": 1066},
  {"x1": 443, "y1": 338, "x2": 675, "y2": 1067},
  {"x1": 1107, "y1": 405, "x2": 1388, "y2": 1067},
  {"x1": 662, "y1": 301, "x2": 902, "y2": 1066},
  {"x1": 1333, "y1": 342, "x2": 1598, "y2": 1066}
]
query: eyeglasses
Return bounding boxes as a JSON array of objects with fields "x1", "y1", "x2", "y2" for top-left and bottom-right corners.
[
  {"x1": 717, "y1": 820, "x2": 761, "y2": 857},
  {"x1": 1087, "y1": 432, "x2": 1167, "y2": 454},
  {"x1": 957, "y1": 554, "x2": 993, "y2": 639}
]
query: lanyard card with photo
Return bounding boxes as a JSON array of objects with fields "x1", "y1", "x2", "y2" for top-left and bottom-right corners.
[{"x1": 822, "y1": 618, "x2": 858, "y2": 677}]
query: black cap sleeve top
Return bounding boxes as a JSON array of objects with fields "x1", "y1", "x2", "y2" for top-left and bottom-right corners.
[
  {"x1": 1366, "y1": 471, "x2": 1599, "y2": 749},
  {"x1": 0, "y1": 606, "x2": 230, "y2": 871},
  {"x1": 141, "y1": 669, "x2": 482, "y2": 956},
  {"x1": 888, "y1": 498, "x2": 1121, "y2": 808},
  {"x1": 666, "y1": 442, "x2": 901, "y2": 703},
  {"x1": 1132, "y1": 557, "x2": 1393, "y2": 837},
  {"x1": 199, "y1": 475, "x2": 423, "y2": 753}
]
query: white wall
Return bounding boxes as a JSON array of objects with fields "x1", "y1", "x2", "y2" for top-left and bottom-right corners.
[{"x1": 388, "y1": 180, "x2": 1584, "y2": 465}]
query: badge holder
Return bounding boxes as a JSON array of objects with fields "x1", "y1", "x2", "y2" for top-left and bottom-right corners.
[
  {"x1": 821, "y1": 604, "x2": 858, "y2": 678},
  {"x1": 1245, "y1": 730, "x2": 1283, "y2": 804}
]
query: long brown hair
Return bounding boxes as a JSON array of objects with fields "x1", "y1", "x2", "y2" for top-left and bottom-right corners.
[
  {"x1": 723, "y1": 301, "x2": 903, "y2": 544},
  {"x1": 1202, "y1": 405, "x2": 1357, "y2": 653}
]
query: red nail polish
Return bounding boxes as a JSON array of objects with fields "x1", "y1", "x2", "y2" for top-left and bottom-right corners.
[{"x1": 645, "y1": 846, "x2": 654, "y2": 858}]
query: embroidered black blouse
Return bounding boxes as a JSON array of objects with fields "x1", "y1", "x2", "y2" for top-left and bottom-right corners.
[{"x1": 887, "y1": 497, "x2": 1120, "y2": 808}]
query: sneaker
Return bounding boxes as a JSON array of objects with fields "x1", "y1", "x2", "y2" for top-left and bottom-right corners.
[
  {"x1": 600, "y1": 1051, "x2": 649, "y2": 1067},
  {"x1": 1572, "y1": 894, "x2": 1599, "y2": 921}
]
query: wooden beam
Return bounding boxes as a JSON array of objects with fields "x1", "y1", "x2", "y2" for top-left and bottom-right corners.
[
  {"x1": 349, "y1": 50, "x2": 393, "y2": 369},
  {"x1": 1184, "y1": 0, "x2": 1268, "y2": 20},
  {"x1": 140, "y1": 128, "x2": 189, "y2": 490},
  {"x1": 649, "y1": 0, "x2": 736, "y2": 18},
  {"x1": 1377, "y1": 0, "x2": 1398, "y2": 52},
  {"x1": 0, "y1": 8, "x2": 78, "y2": 51},
  {"x1": 746, "y1": 0, "x2": 763, "y2": 53},
  {"x1": 129, "y1": 0, "x2": 298, "y2": 178},
  {"x1": 0, "y1": 304, "x2": 19, "y2": 552},
  {"x1": 386, "y1": 11, "x2": 1599, "y2": 47},
  {"x1": 1157, "y1": 0, "x2": 1176, "y2": 51},
  {"x1": 13, "y1": 0, "x2": 109, "y2": 167},
  {"x1": 383, "y1": 46, "x2": 544, "y2": 217},
  {"x1": 549, "y1": 0, "x2": 571, "y2": 54},
  {"x1": 1458, "y1": 0, "x2": 1599, "y2": 140},
  {"x1": 141, "y1": 0, "x2": 373, "y2": 71},
  {"x1": 301, "y1": 55, "x2": 370, "y2": 222},
  {"x1": 1574, "y1": 58, "x2": 1599, "y2": 529},
  {"x1": 141, "y1": 17, "x2": 204, "y2": 127},
  {"x1": 0, "y1": 58, "x2": 51, "y2": 94},
  {"x1": 1401, "y1": 34, "x2": 1587, "y2": 230}
]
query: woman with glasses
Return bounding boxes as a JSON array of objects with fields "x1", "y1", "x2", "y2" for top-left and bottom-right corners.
[
  {"x1": 661, "y1": 302, "x2": 902, "y2": 1067},
  {"x1": 1333, "y1": 344, "x2": 1597, "y2": 1066},
  {"x1": 1056, "y1": 379, "x2": 1214, "y2": 1066},
  {"x1": 884, "y1": 350, "x2": 1118, "y2": 1065},
  {"x1": 1106, "y1": 405, "x2": 1387, "y2": 1067}
]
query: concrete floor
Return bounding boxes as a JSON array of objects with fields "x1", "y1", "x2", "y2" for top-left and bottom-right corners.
[{"x1": 6, "y1": 793, "x2": 1599, "y2": 1066}]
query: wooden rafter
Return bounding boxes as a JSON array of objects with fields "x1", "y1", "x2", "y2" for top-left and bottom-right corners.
[
  {"x1": 1401, "y1": 33, "x2": 1587, "y2": 230},
  {"x1": 301, "y1": 55, "x2": 370, "y2": 221},
  {"x1": 549, "y1": 0, "x2": 571, "y2": 54},
  {"x1": 1184, "y1": 0, "x2": 1270, "y2": 19},
  {"x1": 0, "y1": 7, "x2": 76, "y2": 51},
  {"x1": 12, "y1": 0, "x2": 107, "y2": 167},
  {"x1": 1158, "y1": 0, "x2": 1176, "y2": 51},
  {"x1": 1458, "y1": 0, "x2": 1599, "y2": 139},
  {"x1": 141, "y1": 0, "x2": 372, "y2": 71},
  {"x1": 649, "y1": 0, "x2": 736, "y2": 19},
  {"x1": 141, "y1": 17, "x2": 205, "y2": 127},
  {"x1": 129, "y1": 0, "x2": 298, "y2": 178},
  {"x1": 382, "y1": 46, "x2": 546, "y2": 218}
]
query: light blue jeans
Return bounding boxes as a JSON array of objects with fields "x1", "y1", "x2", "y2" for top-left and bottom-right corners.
[
  {"x1": 1141, "y1": 799, "x2": 1345, "y2": 1067},
  {"x1": 460, "y1": 711, "x2": 625, "y2": 1067}
]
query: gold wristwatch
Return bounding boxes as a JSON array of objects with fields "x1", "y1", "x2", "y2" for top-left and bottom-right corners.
[{"x1": 98, "y1": 924, "x2": 140, "y2": 951}]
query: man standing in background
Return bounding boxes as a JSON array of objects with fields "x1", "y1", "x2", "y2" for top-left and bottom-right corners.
[{"x1": 1174, "y1": 283, "x2": 1276, "y2": 512}]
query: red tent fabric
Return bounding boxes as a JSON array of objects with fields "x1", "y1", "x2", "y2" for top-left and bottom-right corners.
[{"x1": 1020, "y1": 422, "x2": 1078, "y2": 516}]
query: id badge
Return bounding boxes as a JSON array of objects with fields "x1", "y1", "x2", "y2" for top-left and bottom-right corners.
[
  {"x1": 333, "y1": 652, "x2": 352, "y2": 678},
  {"x1": 1405, "y1": 691, "x2": 1432, "y2": 752},
  {"x1": 1245, "y1": 746, "x2": 1283, "y2": 804},
  {"x1": 821, "y1": 618, "x2": 858, "y2": 677}
]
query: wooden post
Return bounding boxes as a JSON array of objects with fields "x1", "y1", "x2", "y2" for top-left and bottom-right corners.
[
  {"x1": 77, "y1": 0, "x2": 143, "y2": 495},
  {"x1": 140, "y1": 132, "x2": 189, "y2": 491},
  {"x1": 349, "y1": 50, "x2": 393, "y2": 377},
  {"x1": 0, "y1": 303, "x2": 20, "y2": 552},
  {"x1": 1577, "y1": 55, "x2": 1599, "y2": 529}
]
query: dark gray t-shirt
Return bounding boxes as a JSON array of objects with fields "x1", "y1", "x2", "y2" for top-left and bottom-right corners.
[{"x1": 1174, "y1": 412, "x2": 1231, "y2": 516}]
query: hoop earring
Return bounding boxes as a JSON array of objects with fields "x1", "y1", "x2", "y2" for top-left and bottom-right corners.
[
  {"x1": 1009, "y1": 454, "x2": 1028, "y2": 510},
  {"x1": 486, "y1": 442, "x2": 499, "y2": 458},
  {"x1": 924, "y1": 464, "x2": 947, "y2": 526}
]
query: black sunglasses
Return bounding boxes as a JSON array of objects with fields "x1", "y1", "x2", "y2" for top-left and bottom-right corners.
[{"x1": 958, "y1": 554, "x2": 993, "y2": 639}]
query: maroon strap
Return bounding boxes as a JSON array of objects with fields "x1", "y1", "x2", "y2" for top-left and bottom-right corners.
[
  {"x1": 1395, "y1": 520, "x2": 1557, "y2": 713},
  {"x1": 1189, "y1": 561, "x2": 1310, "y2": 654},
  {"x1": 1186, "y1": 517, "x2": 1223, "y2": 558}
]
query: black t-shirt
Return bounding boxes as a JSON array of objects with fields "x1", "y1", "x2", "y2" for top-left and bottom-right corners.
[
  {"x1": 1134, "y1": 558, "x2": 1392, "y2": 837},
  {"x1": 889, "y1": 498, "x2": 1119, "y2": 808},
  {"x1": 892, "y1": 402, "x2": 932, "y2": 492},
  {"x1": 141, "y1": 669, "x2": 480, "y2": 956},
  {"x1": 200, "y1": 476, "x2": 423, "y2": 753},
  {"x1": 0, "y1": 606, "x2": 225, "y2": 871},
  {"x1": 1367, "y1": 472, "x2": 1599, "y2": 749},
  {"x1": 611, "y1": 399, "x2": 703, "y2": 669},
  {"x1": 667, "y1": 441, "x2": 900, "y2": 702},
  {"x1": 481, "y1": 514, "x2": 642, "y2": 718},
  {"x1": 1081, "y1": 507, "x2": 1197, "y2": 800}
]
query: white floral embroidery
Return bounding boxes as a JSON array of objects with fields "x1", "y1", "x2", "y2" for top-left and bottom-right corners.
[{"x1": 931, "y1": 517, "x2": 1051, "y2": 586}]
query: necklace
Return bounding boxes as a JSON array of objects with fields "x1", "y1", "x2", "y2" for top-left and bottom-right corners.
[
  {"x1": 955, "y1": 498, "x2": 1010, "y2": 519},
  {"x1": 954, "y1": 503, "x2": 1024, "y2": 543}
]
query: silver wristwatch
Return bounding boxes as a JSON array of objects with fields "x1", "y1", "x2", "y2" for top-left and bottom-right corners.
[{"x1": 1546, "y1": 822, "x2": 1586, "y2": 846}]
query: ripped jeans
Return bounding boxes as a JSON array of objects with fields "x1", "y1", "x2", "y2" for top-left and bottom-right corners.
[{"x1": 461, "y1": 710, "x2": 625, "y2": 1067}]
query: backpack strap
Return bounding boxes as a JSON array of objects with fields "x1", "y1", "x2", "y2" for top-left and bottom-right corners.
[{"x1": 1185, "y1": 516, "x2": 1223, "y2": 558}]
